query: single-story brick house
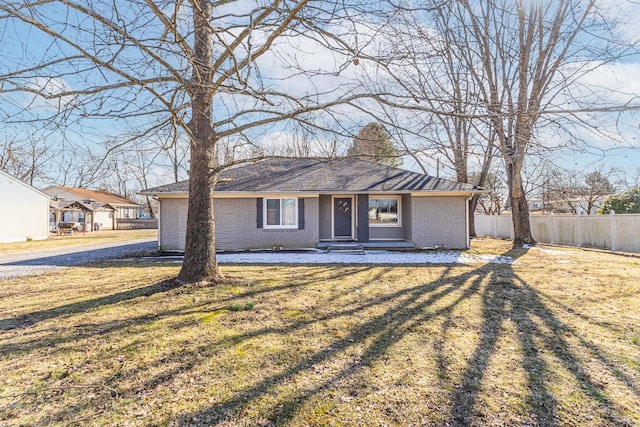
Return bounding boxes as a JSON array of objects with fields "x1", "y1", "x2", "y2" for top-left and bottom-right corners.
[{"x1": 140, "y1": 158, "x2": 484, "y2": 251}]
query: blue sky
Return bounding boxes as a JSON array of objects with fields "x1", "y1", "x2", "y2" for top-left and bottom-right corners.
[{"x1": 1, "y1": 0, "x2": 639, "y2": 190}]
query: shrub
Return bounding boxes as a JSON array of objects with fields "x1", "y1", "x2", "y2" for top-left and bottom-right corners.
[{"x1": 597, "y1": 187, "x2": 640, "y2": 214}]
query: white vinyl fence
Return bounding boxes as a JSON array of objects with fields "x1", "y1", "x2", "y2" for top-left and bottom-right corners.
[{"x1": 475, "y1": 213, "x2": 640, "y2": 253}]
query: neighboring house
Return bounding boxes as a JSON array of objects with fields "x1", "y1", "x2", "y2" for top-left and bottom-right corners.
[
  {"x1": 42, "y1": 186, "x2": 142, "y2": 230},
  {"x1": 528, "y1": 198, "x2": 606, "y2": 215},
  {"x1": 549, "y1": 198, "x2": 606, "y2": 215},
  {"x1": 528, "y1": 199, "x2": 545, "y2": 212},
  {"x1": 49, "y1": 199, "x2": 117, "y2": 232},
  {"x1": 0, "y1": 170, "x2": 50, "y2": 243},
  {"x1": 141, "y1": 158, "x2": 484, "y2": 252}
]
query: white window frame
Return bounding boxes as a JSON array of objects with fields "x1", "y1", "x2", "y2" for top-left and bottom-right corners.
[
  {"x1": 368, "y1": 196, "x2": 402, "y2": 227},
  {"x1": 264, "y1": 197, "x2": 298, "y2": 229}
]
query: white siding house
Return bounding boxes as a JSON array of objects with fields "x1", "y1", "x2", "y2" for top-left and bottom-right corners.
[{"x1": 0, "y1": 170, "x2": 50, "y2": 243}]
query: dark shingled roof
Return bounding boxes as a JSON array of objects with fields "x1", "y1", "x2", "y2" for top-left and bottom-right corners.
[{"x1": 142, "y1": 158, "x2": 483, "y2": 194}]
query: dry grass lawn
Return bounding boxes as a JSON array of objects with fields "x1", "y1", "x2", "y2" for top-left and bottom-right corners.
[{"x1": 0, "y1": 239, "x2": 639, "y2": 426}]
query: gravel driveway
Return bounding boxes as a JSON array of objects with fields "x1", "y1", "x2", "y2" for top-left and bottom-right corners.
[{"x1": 0, "y1": 238, "x2": 157, "y2": 279}]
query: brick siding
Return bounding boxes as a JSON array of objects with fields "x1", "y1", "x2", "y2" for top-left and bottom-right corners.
[
  {"x1": 159, "y1": 197, "x2": 319, "y2": 251},
  {"x1": 411, "y1": 196, "x2": 468, "y2": 249},
  {"x1": 158, "y1": 198, "x2": 187, "y2": 251},
  {"x1": 159, "y1": 195, "x2": 468, "y2": 251}
]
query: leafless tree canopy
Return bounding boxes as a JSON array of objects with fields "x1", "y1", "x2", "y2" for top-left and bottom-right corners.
[
  {"x1": 365, "y1": 0, "x2": 640, "y2": 245},
  {"x1": 542, "y1": 168, "x2": 617, "y2": 214},
  {"x1": 1, "y1": 0, "x2": 639, "y2": 275},
  {"x1": 0, "y1": 0, "x2": 379, "y2": 281}
]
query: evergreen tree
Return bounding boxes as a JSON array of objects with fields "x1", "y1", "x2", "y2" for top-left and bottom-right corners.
[{"x1": 347, "y1": 123, "x2": 401, "y2": 167}]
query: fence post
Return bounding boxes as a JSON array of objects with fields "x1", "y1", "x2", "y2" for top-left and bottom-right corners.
[
  {"x1": 493, "y1": 213, "x2": 498, "y2": 238},
  {"x1": 550, "y1": 212, "x2": 555, "y2": 245},
  {"x1": 610, "y1": 210, "x2": 616, "y2": 253},
  {"x1": 576, "y1": 211, "x2": 582, "y2": 248}
]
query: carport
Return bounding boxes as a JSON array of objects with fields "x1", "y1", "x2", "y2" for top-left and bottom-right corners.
[{"x1": 49, "y1": 199, "x2": 116, "y2": 233}]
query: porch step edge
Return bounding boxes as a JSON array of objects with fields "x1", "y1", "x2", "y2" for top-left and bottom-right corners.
[
  {"x1": 317, "y1": 241, "x2": 416, "y2": 250},
  {"x1": 326, "y1": 244, "x2": 365, "y2": 255}
]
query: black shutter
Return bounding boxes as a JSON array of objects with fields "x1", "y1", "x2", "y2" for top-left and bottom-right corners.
[
  {"x1": 357, "y1": 194, "x2": 369, "y2": 242},
  {"x1": 298, "y1": 198, "x2": 305, "y2": 230},
  {"x1": 256, "y1": 198, "x2": 263, "y2": 228}
]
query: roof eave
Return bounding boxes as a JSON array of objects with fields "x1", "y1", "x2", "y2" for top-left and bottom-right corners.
[
  {"x1": 142, "y1": 189, "x2": 486, "y2": 198},
  {"x1": 410, "y1": 190, "x2": 486, "y2": 197},
  {"x1": 138, "y1": 191, "x2": 189, "y2": 197}
]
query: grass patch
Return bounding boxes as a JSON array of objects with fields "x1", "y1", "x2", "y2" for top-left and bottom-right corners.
[
  {"x1": 0, "y1": 240, "x2": 639, "y2": 426},
  {"x1": 0, "y1": 229, "x2": 157, "y2": 256},
  {"x1": 229, "y1": 301, "x2": 256, "y2": 311}
]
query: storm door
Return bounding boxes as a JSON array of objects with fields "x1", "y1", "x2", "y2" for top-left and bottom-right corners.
[{"x1": 333, "y1": 197, "x2": 353, "y2": 239}]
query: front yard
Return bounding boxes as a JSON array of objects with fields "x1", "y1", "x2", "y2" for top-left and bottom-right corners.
[{"x1": 0, "y1": 240, "x2": 639, "y2": 426}]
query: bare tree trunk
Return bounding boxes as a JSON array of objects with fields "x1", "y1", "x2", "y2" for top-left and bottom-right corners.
[
  {"x1": 177, "y1": 0, "x2": 221, "y2": 282},
  {"x1": 178, "y1": 139, "x2": 220, "y2": 282},
  {"x1": 468, "y1": 195, "x2": 479, "y2": 236},
  {"x1": 144, "y1": 195, "x2": 155, "y2": 218},
  {"x1": 468, "y1": 138, "x2": 494, "y2": 237},
  {"x1": 507, "y1": 159, "x2": 535, "y2": 246}
]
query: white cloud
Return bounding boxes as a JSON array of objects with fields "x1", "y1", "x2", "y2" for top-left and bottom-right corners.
[
  {"x1": 32, "y1": 76, "x2": 70, "y2": 95},
  {"x1": 22, "y1": 76, "x2": 77, "y2": 113},
  {"x1": 573, "y1": 61, "x2": 640, "y2": 104},
  {"x1": 253, "y1": 20, "x2": 377, "y2": 99},
  {"x1": 594, "y1": 0, "x2": 640, "y2": 41}
]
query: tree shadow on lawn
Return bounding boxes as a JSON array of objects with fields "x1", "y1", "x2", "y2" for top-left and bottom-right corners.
[
  {"x1": 168, "y1": 249, "x2": 639, "y2": 426},
  {"x1": 0, "y1": 262, "x2": 369, "y2": 333},
  {"x1": 4, "y1": 255, "x2": 638, "y2": 426},
  {"x1": 156, "y1": 264, "x2": 486, "y2": 425},
  {"x1": 0, "y1": 265, "x2": 380, "y2": 424},
  {"x1": 449, "y1": 248, "x2": 634, "y2": 426},
  {"x1": 0, "y1": 279, "x2": 182, "y2": 332},
  {"x1": 0, "y1": 266, "x2": 373, "y2": 356}
]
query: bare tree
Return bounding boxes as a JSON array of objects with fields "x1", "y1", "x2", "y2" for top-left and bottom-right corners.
[
  {"x1": 361, "y1": 2, "x2": 497, "y2": 235},
  {"x1": 618, "y1": 167, "x2": 640, "y2": 191},
  {"x1": 369, "y1": 1, "x2": 639, "y2": 246},
  {"x1": 0, "y1": 0, "x2": 371, "y2": 282},
  {"x1": 0, "y1": 129, "x2": 57, "y2": 185},
  {"x1": 548, "y1": 168, "x2": 617, "y2": 214},
  {"x1": 475, "y1": 172, "x2": 508, "y2": 215},
  {"x1": 158, "y1": 123, "x2": 190, "y2": 184},
  {"x1": 582, "y1": 170, "x2": 617, "y2": 214},
  {"x1": 433, "y1": 0, "x2": 639, "y2": 246}
]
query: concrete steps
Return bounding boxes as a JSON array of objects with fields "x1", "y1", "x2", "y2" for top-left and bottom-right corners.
[
  {"x1": 325, "y1": 244, "x2": 365, "y2": 255},
  {"x1": 317, "y1": 241, "x2": 416, "y2": 250}
]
